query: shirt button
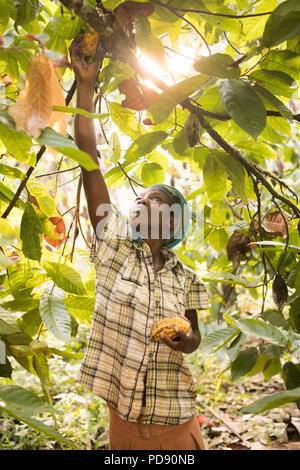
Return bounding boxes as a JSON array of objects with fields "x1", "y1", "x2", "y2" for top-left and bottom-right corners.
[
  {"x1": 149, "y1": 352, "x2": 153, "y2": 358},
  {"x1": 155, "y1": 300, "x2": 160, "y2": 306}
]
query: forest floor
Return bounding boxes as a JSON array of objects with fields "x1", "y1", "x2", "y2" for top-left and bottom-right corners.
[{"x1": 1, "y1": 324, "x2": 300, "y2": 451}]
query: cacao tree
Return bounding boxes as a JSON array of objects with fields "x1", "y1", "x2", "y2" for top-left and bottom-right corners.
[{"x1": 0, "y1": 0, "x2": 299, "y2": 445}]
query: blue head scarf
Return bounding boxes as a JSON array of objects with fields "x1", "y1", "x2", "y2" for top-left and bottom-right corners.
[{"x1": 130, "y1": 184, "x2": 190, "y2": 249}]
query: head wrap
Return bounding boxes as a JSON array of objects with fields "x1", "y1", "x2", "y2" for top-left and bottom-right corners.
[{"x1": 150, "y1": 184, "x2": 190, "y2": 248}]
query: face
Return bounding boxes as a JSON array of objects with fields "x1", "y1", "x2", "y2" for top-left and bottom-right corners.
[{"x1": 129, "y1": 188, "x2": 176, "y2": 241}]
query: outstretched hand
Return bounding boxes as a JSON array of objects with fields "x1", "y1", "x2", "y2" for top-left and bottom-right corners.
[{"x1": 69, "y1": 34, "x2": 104, "y2": 87}]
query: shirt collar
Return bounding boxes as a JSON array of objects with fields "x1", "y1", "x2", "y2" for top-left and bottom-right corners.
[{"x1": 131, "y1": 238, "x2": 184, "y2": 274}]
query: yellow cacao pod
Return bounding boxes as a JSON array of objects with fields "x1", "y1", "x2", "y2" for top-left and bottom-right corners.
[
  {"x1": 184, "y1": 113, "x2": 201, "y2": 147},
  {"x1": 150, "y1": 316, "x2": 191, "y2": 342},
  {"x1": 81, "y1": 27, "x2": 100, "y2": 56}
]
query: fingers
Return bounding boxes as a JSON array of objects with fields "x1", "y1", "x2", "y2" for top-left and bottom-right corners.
[{"x1": 160, "y1": 327, "x2": 192, "y2": 351}]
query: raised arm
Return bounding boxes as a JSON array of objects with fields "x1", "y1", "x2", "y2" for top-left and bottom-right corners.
[{"x1": 69, "y1": 37, "x2": 111, "y2": 234}]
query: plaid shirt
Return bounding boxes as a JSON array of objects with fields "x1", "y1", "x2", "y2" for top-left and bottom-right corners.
[{"x1": 79, "y1": 205, "x2": 209, "y2": 425}]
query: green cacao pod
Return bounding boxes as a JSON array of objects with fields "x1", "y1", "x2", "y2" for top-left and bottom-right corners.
[{"x1": 184, "y1": 113, "x2": 201, "y2": 147}]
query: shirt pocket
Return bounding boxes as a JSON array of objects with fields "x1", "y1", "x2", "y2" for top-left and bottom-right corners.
[{"x1": 112, "y1": 255, "x2": 144, "y2": 305}]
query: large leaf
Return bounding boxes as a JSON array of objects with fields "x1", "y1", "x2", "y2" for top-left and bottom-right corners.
[
  {"x1": 199, "y1": 326, "x2": 238, "y2": 354},
  {"x1": 0, "y1": 384, "x2": 54, "y2": 414},
  {"x1": 141, "y1": 162, "x2": 165, "y2": 185},
  {"x1": 249, "y1": 69, "x2": 295, "y2": 99},
  {"x1": 39, "y1": 292, "x2": 72, "y2": 343},
  {"x1": 109, "y1": 102, "x2": 142, "y2": 139},
  {"x1": 63, "y1": 295, "x2": 95, "y2": 326},
  {"x1": 148, "y1": 74, "x2": 210, "y2": 124},
  {"x1": 107, "y1": 132, "x2": 121, "y2": 165},
  {"x1": 231, "y1": 347, "x2": 259, "y2": 381},
  {"x1": 219, "y1": 79, "x2": 266, "y2": 140},
  {"x1": 241, "y1": 386, "x2": 300, "y2": 415},
  {"x1": 213, "y1": 151, "x2": 247, "y2": 202},
  {"x1": 203, "y1": 154, "x2": 228, "y2": 202},
  {"x1": 261, "y1": 50, "x2": 300, "y2": 81},
  {"x1": 20, "y1": 202, "x2": 43, "y2": 262},
  {"x1": 124, "y1": 131, "x2": 168, "y2": 162},
  {"x1": 254, "y1": 84, "x2": 293, "y2": 121},
  {"x1": 13, "y1": 0, "x2": 40, "y2": 27},
  {"x1": 0, "y1": 401, "x2": 78, "y2": 449},
  {"x1": 229, "y1": 317, "x2": 288, "y2": 347},
  {"x1": 0, "y1": 121, "x2": 34, "y2": 166},
  {"x1": 262, "y1": 0, "x2": 300, "y2": 48},
  {"x1": 194, "y1": 53, "x2": 240, "y2": 79},
  {"x1": 41, "y1": 261, "x2": 87, "y2": 295},
  {"x1": 27, "y1": 178, "x2": 59, "y2": 218},
  {"x1": 37, "y1": 128, "x2": 98, "y2": 171}
]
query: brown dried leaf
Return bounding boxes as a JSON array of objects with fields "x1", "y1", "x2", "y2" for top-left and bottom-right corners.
[
  {"x1": 272, "y1": 274, "x2": 288, "y2": 313},
  {"x1": 119, "y1": 78, "x2": 158, "y2": 110},
  {"x1": 8, "y1": 53, "x2": 66, "y2": 139},
  {"x1": 264, "y1": 209, "x2": 291, "y2": 239},
  {"x1": 226, "y1": 230, "x2": 250, "y2": 272}
]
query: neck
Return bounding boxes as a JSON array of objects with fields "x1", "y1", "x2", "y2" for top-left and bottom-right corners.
[{"x1": 144, "y1": 237, "x2": 166, "y2": 262}]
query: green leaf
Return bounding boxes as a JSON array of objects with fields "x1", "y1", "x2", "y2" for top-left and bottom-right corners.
[
  {"x1": 20, "y1": 202, "x2": 43, "y2": 262},
  {"x1": 213, "y1": 151, "x2": 247, "y2": 202},
  {"x1": 63, "y1": 296, "x2": 95, "y2": 326},
  {"x1": 0, "y1": 308, "x2": 21, "y2": 334},
  {"x1": 241, "y1": 386, "x2": 300, "y2": 415},
  {"x1": 41, "y1": 261, "x2": 87, "y2": 296},
  {"x1": 203, "y1": 154, "x2": 228, "y2": 201},
  {"x1": 249, "y1": 69, "x2": 296, "y2": 99},
  {"x1": 13, "y1": 0, "x2": 40, "y2": 27},
  {"x1": 282, "y1": 362, "x2": 300, "y2": 407},
  {"x1": 261, "y1": 50, "x2": 300, "y2": 81},
  {"x1": 202, "y1": 271, "x2": 259, "y2": 288},
  {"x1": 109, "y1": 102, "x2": 142, "y2": 140},
  {"x1": 0, "y1": 163, "x2": 25, "y2": 180},
  {"x1": 37, "y1": 128, "x2": 98, "y2": 171},
  {"x1": 234, "y1": 139, "x2": 278, "y2": 162},
  {"x1": 230, "y1": 317, "x2": 288, "y2": 347},
  {"x1": 107, "y1": 132, "x2": 121, "y2": 165},
  {"x1": 253, "y1": 84, "x2": 293, "y2": 122},
  {"x1": 0, "y1": 384, "x2": 54, "y2": 414},
  {"x1": 17, "y1": 309, "x2": 42, "y2": 338},
  {"x1": 199, "y1": 326, "x2": 238, "y2": 354},
  {"x1": 262, "y1": 309, "x2": 289, "y2": 330},
  {"x1": 39, "y1": 292, "x2": 72, "y2": 343},
  {"x1": 219, "y1": 79, "x2": 266, "y2": 140},
  {"x1": 124, "y1": 132, "x2": 168, "y2": 162},
  {"x1": 0, "y1": 122, "x2": 34, "y2": 166},
  {"x1": 141, "y1": 162, "x2": 165, "y2": 186},
  {"x1": 0, "y1": 402, "x2": 78, "y2": 449},
  {"x1": 262, "y1": 0, "x2": 300, "y2": 48},
  {"x1": 194, "y1": 53, "x2": 240, "y2": 79},
  {"x1": 231, "y1": 347, "x2": 259, "y2": 381},
  {"x1": 27, "y1": 178, "x2": 59, "y2": 218},
  {"x1": 263, "y1": 357, "x2": 281, "y2": 381},
  {"x1": 148, "y1": 74, "x2": 210, "y2": 124},
  {"x1": 0, "y1": 219, "x2": 18, "y2": 245},
  {"x1": 207, "y1": 229, "x2": 229, "y2": 251}
]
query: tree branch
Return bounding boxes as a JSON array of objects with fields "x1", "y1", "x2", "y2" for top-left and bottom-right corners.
[{"x1": 152, "y1": 1, "x2": 272, "y2": 19}]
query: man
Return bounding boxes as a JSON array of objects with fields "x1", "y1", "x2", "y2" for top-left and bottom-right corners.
[{"x1": 69, "y1": 36, "x2": 209, "y2": 450}]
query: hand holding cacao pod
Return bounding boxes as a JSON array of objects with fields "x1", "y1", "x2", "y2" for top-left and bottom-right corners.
[{"x1": 150, "y1": 316, "x2": 191, "y2": 342}]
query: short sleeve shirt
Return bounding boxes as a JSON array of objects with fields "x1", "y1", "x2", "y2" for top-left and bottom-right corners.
[{"x1": 78, "y1": 204, "x2": 209, "y2": 425}]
